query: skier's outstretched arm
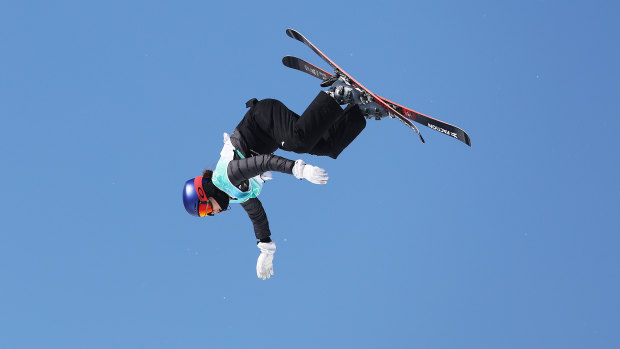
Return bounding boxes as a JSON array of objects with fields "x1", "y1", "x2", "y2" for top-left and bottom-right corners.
[
  {"x1": 228, "y1": 155, "x2": 328, "y2": 186},
  {"x1": 241, "y1": 198, "x2": 276, "y2": 280},
  {"x1": 241, "y1": 197, "x2": 271, "y2": 242},
  {"x1": 227, "y1": 154, "x2": 293, "y2": 186}
]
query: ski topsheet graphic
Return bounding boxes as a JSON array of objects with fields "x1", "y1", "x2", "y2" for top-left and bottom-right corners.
[{"x1": 284, "y1": 29, "x2": 471, "y2": 147}]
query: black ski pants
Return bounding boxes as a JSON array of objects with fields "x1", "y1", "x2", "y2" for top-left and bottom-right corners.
[{"x1": 250, "y1": 92, "x2": 366, "y2": 159}]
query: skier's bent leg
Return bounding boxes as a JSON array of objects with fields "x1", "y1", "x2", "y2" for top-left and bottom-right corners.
[
  {"x1": 309, "y1": 104, "x2": 366, "y2": 159},
  {"x1": 282, "y1": 91, "x2": 343, "y2": 153}
]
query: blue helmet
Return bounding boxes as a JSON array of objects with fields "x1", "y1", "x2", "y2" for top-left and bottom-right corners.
[
  {"x1": 182, "y1": 176, "x2": 230, "y2": 217},
  {"x1": 182, "y1": 177, "x2": 202, "y2": 217}
]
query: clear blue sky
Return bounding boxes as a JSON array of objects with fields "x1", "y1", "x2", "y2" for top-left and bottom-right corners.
[{"x1": 1, "y1": 1, "x2": 619, "y2": 348}]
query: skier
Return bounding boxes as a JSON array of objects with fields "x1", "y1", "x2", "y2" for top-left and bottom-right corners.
[{"x1": 182, "y1": 78, "x2": 386, "y2": 279}]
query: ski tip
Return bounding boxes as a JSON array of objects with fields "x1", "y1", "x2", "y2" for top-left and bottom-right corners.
[
  {"x1": 458, "y1": 131, "x2": 471, "y2": 146},
  {"x1": 464, "y1": 133, "x2": 472, "y2": 147},
  {"x1": 419, "y1": 133, "x2": 426, "y2": 143},
  {"x1": 286, "y1": 28, "x2": 302, "y2": 40}
]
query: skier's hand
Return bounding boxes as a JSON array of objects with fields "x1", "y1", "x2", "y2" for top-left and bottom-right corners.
[
  {"x1": 258, "y1": 171, "x2": 273, "y2": 183},
  {"x1": 256, "y1": 241, "x2": 276, "y2": 280},
  {"x1": 292, "y1": 160, "x2": 328, "y2": 185},
  {"x1": 220, "y1": 132, "x2": 235, "y2": 157}
]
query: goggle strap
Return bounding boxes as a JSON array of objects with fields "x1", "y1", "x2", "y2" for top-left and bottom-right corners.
[{"x1": 194, "y1": 176, "x2": 207, "y2": 201}]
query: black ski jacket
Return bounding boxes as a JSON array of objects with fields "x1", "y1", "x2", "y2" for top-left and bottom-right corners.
[
  {"x1": 227, "y1": 129, "x2": 295, "y2": 241},
  {"x1": 223, "y1": 93, "x2": 358, "y2": 242}
]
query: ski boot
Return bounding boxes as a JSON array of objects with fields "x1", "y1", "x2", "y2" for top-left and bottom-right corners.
[{"x1": 324, "y1": 76, "x2": 388, "y2": 119}]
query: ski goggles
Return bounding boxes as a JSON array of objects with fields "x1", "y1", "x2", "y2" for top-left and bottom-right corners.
[
  {"x1": 194, "y1": 176, "x2": 214, "y2": 217},
  {"x1": 198, "y1": 200, "x2": 214, "y2": 217}
]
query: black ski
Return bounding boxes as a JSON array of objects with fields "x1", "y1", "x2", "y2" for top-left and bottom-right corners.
[
  {"x1": 283, "y1": 31, "x2": 471, "y2": 147},
  {"x1": 283, "y1": 55, "x2": 332, "y2": 81},
  {"x1": 286, "y1": 28, "x2": 425, "y2": 143},
  {"x1": 283, "y1": 56, "x2": 471, "y2": 146}
]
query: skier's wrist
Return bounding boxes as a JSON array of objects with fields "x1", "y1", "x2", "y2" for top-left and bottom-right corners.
[
  {"x1": 292, "y1": 160, "x2": 306, "y2": 179},
  {"x1": 258, "y1": 237, "x2": 272, "y2": 244}
]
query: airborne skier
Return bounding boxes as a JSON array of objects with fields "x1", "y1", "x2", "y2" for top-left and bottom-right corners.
[
  {"x1": 183, "y1": 28, "x2": 470, "y2": 281},
  {"x1": 182, "y1": 78, "x2": 385, "y2": 280}
]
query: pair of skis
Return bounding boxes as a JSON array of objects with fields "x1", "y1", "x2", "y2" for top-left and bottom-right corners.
[{"x1": 283, "y1": 28, "x2": 471, "y2": 147}]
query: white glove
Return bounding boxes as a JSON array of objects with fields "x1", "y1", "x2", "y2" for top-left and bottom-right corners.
[
  {"x1": 257, "y1": 171, "x2": 273, "y2": 183},
  {"x1": 220, "y1": 132, "x2": 235, "y2": 158},
  {"x1": 256, "y1": 241, "x2": 276, "y2": 280},
  {"x1": 292, "y1": 160, "x2": 328, "y2": 184}
]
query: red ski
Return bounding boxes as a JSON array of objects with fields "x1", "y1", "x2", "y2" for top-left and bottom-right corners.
[{"x1": 284, "y1": 29, "x2": 471, "y2": 147}]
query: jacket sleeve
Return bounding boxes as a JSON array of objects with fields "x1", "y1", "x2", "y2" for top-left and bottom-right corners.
[
  {"x1": 241, "y1": 198, "x2": 271, "y2": 241},
  {"x1": 227, "y1": 154, "x2": 295, "y2": 187}
]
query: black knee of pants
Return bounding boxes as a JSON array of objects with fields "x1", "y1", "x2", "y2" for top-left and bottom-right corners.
[
  {"x1": 309, "y1": 104, "x2": 366, "y2": 159},
  {"x1": 276, "y1": 92, "x2": 344, "y2": 154},
  {"x1": 246, "y1": 93, "x2": 364, "y2": 158}
]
